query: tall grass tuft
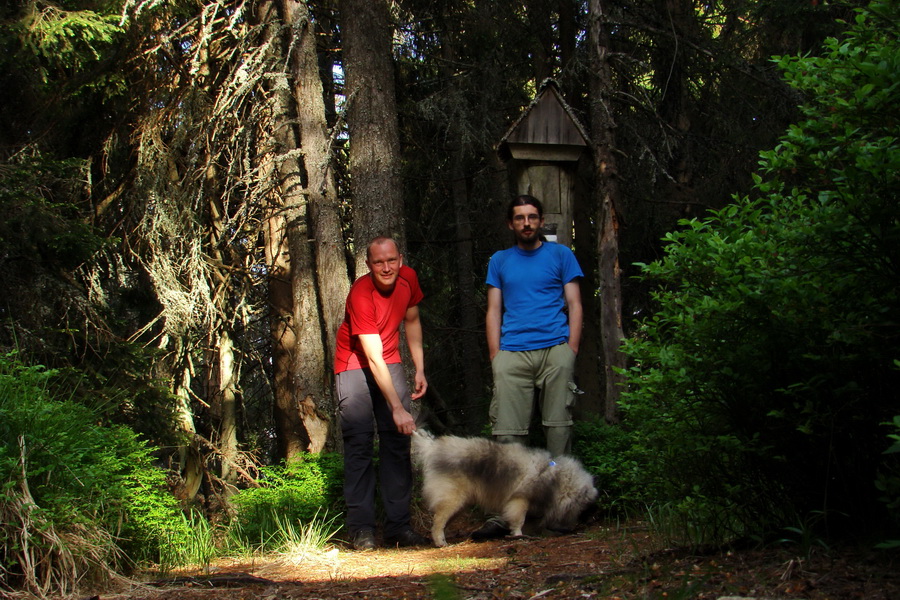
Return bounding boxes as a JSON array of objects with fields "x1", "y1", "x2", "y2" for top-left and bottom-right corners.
[
  {"x1": 224, "y1": 509, "x2": 340, "y2": 559},
  {"x1": 228, "y1": 454, "x2": 343, "y2": 551},
  {"x1": 158, "y1": 511, "x2": 220, "y2": 574},
  {"x1": 272, "y1": 510, "x2": 340, "y2": 559}
]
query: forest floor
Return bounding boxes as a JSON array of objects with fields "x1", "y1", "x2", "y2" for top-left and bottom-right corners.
[{"x1": 99, "y1": 516, "x2": 900, "y2": 600}]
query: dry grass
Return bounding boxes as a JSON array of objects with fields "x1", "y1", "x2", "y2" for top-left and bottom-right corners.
[{"x1": 1, "y1": 435, "x2": 127, "y2": 599}]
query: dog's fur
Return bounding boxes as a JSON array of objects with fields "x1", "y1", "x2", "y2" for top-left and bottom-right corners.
[{"x1": 412, "y1": 431, "x2": 598, "y2": 547}]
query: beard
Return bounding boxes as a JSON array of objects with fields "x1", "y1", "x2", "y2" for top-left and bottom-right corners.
[{"x1": 515, "y1": 227, "x2": 541, "y2": 247}]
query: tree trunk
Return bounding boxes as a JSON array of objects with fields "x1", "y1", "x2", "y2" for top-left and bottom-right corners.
[
  {"x1": 212, "y1": 329, "x2": 239, "y2": 487},
  {"x1": 265, "y1": 201, "x2": 308, "y2": 460},
  {"x1": 573, "y1": 158, "x2": 604, "y2": 418},
  {"x1": 449, "y1": 144, "x2": 485, "y2": 428},
  {"x1": 207, "y1": 164, "x2": 241, "y2": 487},
  {"x1": 589, "y1": 0, "x2": 626, "y2": 424},
  {"x1": 525, "y1": 0, "x2": 554, "y2": 83},
  {"x1": 439, "y1": 35, "x2": 484, "y2": 429},
  {"x1": 286, "y1": 0, "x2": 350, "y2": 377},
  {"x1": 173, "y1": 348, "x2": 203, "y2": 501},
  {"x1": 339, "y1": 0, "x2": 406, "y2": 274},
  {"x1": 653, "y1": 0, "x2": 695, "y2": 215},
  {"x1": 558, "y1": 0, "x2": 577, "y2": 80},
  {"x1": 259, "y1": 0, "x2": 332, "y2": 460}
]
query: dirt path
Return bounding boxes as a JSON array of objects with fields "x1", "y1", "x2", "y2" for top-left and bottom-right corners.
[{"x1": 104, "y1": 522, "x2": 898, "y2": 600}]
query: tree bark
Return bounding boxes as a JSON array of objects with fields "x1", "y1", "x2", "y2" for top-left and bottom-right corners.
[
  {"x1": 211, "y1": 329, "x2": 239, "y2": 487},
  {"x1": 339, "y1": 0, "x2": 406, "y2": 275},
  {"x1": 173, "y1": 347, "x2": 203, "y2": 500},
  {"x1": 259, "y1": 0, "x2": 332, "y2": 459},
  {"x1": 286, "y1": 0, "x2": 350, "y2": 374},
  {"x1": 525, "y1": 0, "x2": 554, "y2": 82},
  {"x1": 589, "y1": 0, "x2": 626, "y2": 424},
  {"x1": 206, "y1": 160, "x2": 241, "y2": 487}
]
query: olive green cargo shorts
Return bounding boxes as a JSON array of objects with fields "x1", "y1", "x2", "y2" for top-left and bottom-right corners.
[{"x1": 489, "y1": 342, "x2": 577, "y2": 436}]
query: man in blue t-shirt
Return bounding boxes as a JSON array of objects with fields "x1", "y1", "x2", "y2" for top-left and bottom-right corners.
[
  {"x1": 474, "y1": 195, "x2": 584, "y2": 541},
  {"x1": 486, "y1": 193, "x2": 584, "y2": 456}
]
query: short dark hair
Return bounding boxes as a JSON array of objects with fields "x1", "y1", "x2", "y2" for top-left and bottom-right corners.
[{"x1": 507, "y1": 195, "x2": 543, "y2": 221}]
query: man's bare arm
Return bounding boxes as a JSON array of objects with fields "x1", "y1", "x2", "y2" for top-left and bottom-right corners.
[
  {"x1": 486, "y1": 286, "x2": 503, "y2": 360},
  {"x1": 564, "y1": 280, "x2": 583, "y2": 354},
  {"x1": 357, "y1": 334, "x2": 416, "y2": 434}
]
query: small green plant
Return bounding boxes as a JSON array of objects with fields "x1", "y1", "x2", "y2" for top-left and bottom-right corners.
[
  {"x1": 158, "y1": 511, "x2": 219, "y2": 574},
  {"x1": 427, "y1": 573, "x2": 461, "y2": 600},
  {"x1": 224, "y1": 509, "x2": 340, "y2": 559},
  {"x1": 777, "y1": 511, "x2": 831, "y2": 558},
  {"x1": 228, "y1": 454, "x2": 343, "y2": 551}
]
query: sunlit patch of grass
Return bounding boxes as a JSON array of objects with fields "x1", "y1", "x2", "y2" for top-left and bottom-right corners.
[{"x1": 430, "y1": 554, "x2": 506, "y2": 573}]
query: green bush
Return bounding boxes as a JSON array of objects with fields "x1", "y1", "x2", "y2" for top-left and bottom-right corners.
[
  {"x1": 0, "y1": 353, "x2": 190, "y2": 595},
  {"x1": 573, "y1": 418, "x2": 644, "y2": 512},
  {"x1": 875, "y1": 413, "x2": 900, "y2": 547},
  {"x1": 228, "y1": 453, "x2": 343, "y2": 550},
  {"x1": 620, "y1": 0, "x2": 899, "y2": 544}
]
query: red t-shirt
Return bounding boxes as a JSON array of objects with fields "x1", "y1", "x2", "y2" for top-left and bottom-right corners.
[{"x1": 334, "y1": 265, "x2": 424, "y2": 373}]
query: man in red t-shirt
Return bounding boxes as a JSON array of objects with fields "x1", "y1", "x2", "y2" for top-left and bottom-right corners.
[{"x1": 335, "y1": 236, "x2": 429, "y2": 550}]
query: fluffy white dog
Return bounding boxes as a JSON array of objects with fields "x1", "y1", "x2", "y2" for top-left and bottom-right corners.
[{"x1": 412, "y1": 431, "x2": 598, "y2": 547}]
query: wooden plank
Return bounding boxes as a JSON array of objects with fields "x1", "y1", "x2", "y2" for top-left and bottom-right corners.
[
  {"x1": 506, "y1": 86, "x2": 589, "y2": 148},
  {"x1": 507, "y1": 143, "x2": 585, "y2": 162}
]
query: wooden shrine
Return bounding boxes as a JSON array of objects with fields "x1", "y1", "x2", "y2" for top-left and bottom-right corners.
[{"x1": 496, "y1": 80, "x2": 590, "y2": 247}]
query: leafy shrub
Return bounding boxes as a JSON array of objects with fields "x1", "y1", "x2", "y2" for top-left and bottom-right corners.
[
  {"x1": 875, "y1": 413, "x2": 900, "y2": 548},
  {"x1": 0, "y1": 353, "x2": 190, "y2": 596},
  {"x1": 573, "y1": 418, "x2": 644, "y2": 511},
  {"x1": 620, "y1": 0, "x2": 900, "y2": 544},
  {"x1": 228, "y1": 454, "x2": 343, "y2": 550}
]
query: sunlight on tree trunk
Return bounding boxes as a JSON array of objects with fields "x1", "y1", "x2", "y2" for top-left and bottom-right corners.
[
  {"x1": 287, "y1": 0, "x2": 350, "y2": 380},
  {"x1": 174, "y1": 351, "x2": 203, "y2": 500},
  {"x1": 213, "y1": 330, "x2": 239, "y2": 488},
  {"x1": 259, "y1": 0, "x2": 332, "y2": 459}
]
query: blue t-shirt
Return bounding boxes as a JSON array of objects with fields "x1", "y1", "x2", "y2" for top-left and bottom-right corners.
[{"x1": 486, "y1": 242, "x2": 584, "y2": 351}]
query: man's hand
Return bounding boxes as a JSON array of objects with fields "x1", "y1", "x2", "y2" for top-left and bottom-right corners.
[
  {"x1": 392, "y1": 406, "x2": 416, "y2": 435},
  {"x1": 411, "y1": 371, "x2": 428, "y2": 400}
]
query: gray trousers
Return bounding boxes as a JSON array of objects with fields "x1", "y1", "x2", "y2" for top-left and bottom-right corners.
[{"x1": 336, "y1": 364, "x2": 412, "y2": 537}]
